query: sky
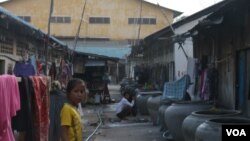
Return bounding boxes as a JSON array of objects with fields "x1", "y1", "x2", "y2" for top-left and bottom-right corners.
[
  {"x1": 0, "y1": 0, "x2": 8, "y2": 3},
  {"x1": 145, "y1": 0, "x2": 223, "y2": 16}
]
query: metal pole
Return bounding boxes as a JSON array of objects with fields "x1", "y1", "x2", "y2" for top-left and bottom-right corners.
[
  {"x1": 137, "y1": 0, "x2": 143, "y2": 43},
  {"x1": 45, "y1": 0, "x2": 54, "y2": 75},
  {"x1": 179, "y1": 42, "x2": 188, "y2": 60},
  {"x1": 116, "y1": 62, "x2": 119, "y2": 84}
]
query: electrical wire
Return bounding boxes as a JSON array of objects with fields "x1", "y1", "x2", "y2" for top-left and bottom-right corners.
[
  {"x1": 132, "y1": 0, "x2": 143, "y2": 46},
  {"x1": 155, "y1": 0, "x2": 175, "y2": 34},
  {"x1": 71, "y1": 0, "x2": 88, "y2": 60},
  {"x1": 137, "y1": 0, "x2": 143, "y2": 45},
  {"x1": 154, "y1": 0, "x2": 191, "y2": 59}
]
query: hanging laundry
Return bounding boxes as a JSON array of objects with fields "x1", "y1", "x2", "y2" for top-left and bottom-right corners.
[
  {"x1": 207, "y1": 66, "x2": 219, "y2": 101},
  {"x1": 0, "y1": 75, "x2": 20, "y2": 141},
  {"x1": 186, "y1": 58, "x2": 199, "y2": 100},
  {"x1": 162, "y1": 75, "x2": 191, "y2": 100},
  {"x1": 49, "y1": 81, "x2": 66, "y2": 141},
  {"x1": 49, "y1": 62, "x2": 57, "y2": 81},
  {"x1": 13, "y1": 61, "x2": 35, "y2": 76},
  {"x1": 200, "y1": 69, "x2": 210, "y2": 100},
  {"x1": 58, "y1": 59, "x2": 71, "y2": 89},
  {"x1": 12, "y1": 77, "x2": 35, "y2": 141},
  {"x1": 30, "y1": 76, "x2": 49, "y2": 141},
  {"x1": 36, "y1": 60, "x2": 43, "y2": 75},
  {"x1": 30, "y1": 55, "x2": 37, "y2": 75}
]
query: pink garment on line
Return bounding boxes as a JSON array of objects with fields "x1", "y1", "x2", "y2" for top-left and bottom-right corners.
[{"x1": 0, "y1": 75, "x2": 20, "y2": 141}]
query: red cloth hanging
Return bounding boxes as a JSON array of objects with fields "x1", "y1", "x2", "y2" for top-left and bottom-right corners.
[{"x1": 30, "y1": 76, "x2": 49, "y2": 141}]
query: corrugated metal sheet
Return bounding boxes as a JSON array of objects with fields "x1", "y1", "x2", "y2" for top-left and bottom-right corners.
[
  {"x1": 65, "y1": 40, "x2": 131, "y2": 59},
  {"x1": 85, "y1": 60, "x2": 105, "y2": 67}
]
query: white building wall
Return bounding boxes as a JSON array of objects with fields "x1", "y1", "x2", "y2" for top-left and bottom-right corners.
[
  {"x1": 174, "y1": 38, "x2": 193, "y2": 80},
  {"x1": 173, "y1": 15, "x2": 209, "y2": 80}
]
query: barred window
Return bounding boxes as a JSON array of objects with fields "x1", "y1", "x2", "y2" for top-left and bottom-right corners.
[
  {"x1": 128, "y1": 18, "x2": 157, "y2": 25},
  {"x1": 18, "y1": 16, "x2": 31, "y2": 22},
  {"x1": 89, "y1": 17, "x2": 110, "y2": 24},
  {"x1": 0, "y1": 37, "x2": 14, "y2": 55},
  {"x1": 50, "y1": 16, "x2": 71, "y2": 23},
  {"x1": 16, "y1": 41, "x2": 29, "y2": 56}
]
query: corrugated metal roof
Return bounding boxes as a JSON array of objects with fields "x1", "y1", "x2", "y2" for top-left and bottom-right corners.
[
  {"x1": 65, "y1": 40, "x2": 132, "y2": 59},
  {"x1": 0, "y1": 6, "x2": 39, "y2": 31},
  {"x1": 50, "y1": 36, "x2": 67, "y2": 47},
  {"x1": 75, "y1": 46, "x2": 131, "y2": 59},
  {"x1": 143, "y1": 0, "x2": 228, "y2": 44},
  {"x1": 84, "y1": 60, "x2": 105, "y2": 67}
]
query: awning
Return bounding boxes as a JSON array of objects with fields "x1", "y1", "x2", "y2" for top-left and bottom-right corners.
[
  {"x1": 64, "y1": 40, "x2": 132, "y2": 59},
  {"x1": 84, "y1": 60, "x2": 105, "y2": 67}
]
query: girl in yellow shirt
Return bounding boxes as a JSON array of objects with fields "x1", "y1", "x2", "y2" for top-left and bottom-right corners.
[{"x1": 60, "y1": 78, "x2": 86, "y2": 141}]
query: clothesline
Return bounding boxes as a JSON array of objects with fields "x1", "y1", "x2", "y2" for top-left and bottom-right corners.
[{"x1": 15, "y1": 76, "x2": 51, "y2": 82}]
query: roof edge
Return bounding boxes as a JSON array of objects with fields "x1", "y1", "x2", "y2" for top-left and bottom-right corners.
[
  {"x1": 143, "y1": 0, "x2": 229, "y2": 44},
  {"x1": 143, "y1": 0, "x2": 182, "y2": 18}
]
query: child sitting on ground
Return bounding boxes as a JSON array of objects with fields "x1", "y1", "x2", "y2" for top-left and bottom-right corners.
[{"x1": 115, "y1": 91, "x2": 135, "y2": 120}]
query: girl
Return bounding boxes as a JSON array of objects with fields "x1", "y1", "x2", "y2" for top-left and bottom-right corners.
[{"x1": 60, "y1": 78, "x2": 86, "y2": 141}]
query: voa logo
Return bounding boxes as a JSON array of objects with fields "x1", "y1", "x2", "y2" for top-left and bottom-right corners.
[{"x1": 226, "y1": 129, "x2": 246, "y2": 136}]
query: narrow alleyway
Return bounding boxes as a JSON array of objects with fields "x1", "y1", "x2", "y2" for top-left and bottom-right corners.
[{"x1": 82, "y1": 85, "x2": 166, "y2": 141}]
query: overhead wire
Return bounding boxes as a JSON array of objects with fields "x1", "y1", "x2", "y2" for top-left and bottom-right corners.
[
  {"x1": 71, "y1": 0, "x2": 88, "y2": 61},
  {"x1": 132, "y1": 0, "x2": 143, "y2": 46},
  {"x1": 154, "y1": 0, "x2": 189, "y2": 59},
  {"x1": 155, "y1": 0, "x2": 175, "y2": 34},
  {"x1": 131, "y1": 0, "x2": 143, "y2": 58},
  {"x1": 137, "y1": 0, "x2": 143, "y2": 45}
]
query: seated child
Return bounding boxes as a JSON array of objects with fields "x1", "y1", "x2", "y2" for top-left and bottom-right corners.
[{"x1": 115, "y1": 91, "x2": 135, "y2": 120}]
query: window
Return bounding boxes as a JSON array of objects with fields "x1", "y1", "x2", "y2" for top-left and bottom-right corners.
[
  {"x1": 16, "y1": 41, "x2": 29, "y2": 56},
  {"x1": 0, "y1": 37, "x2": 14, "y2": 55},
  {"x1": 128, "y1": 18, "x2": 157, "y2": 25},
  {"x1": 143, "y1": 18, "x2": 149, "y2": 24},
  {"x1": 57, "y1": 17, "x2": 63, "y2": 23},
  {"x1": 150, "y1": 18, "x2": 156, "y2": 24},
  {"x1": 128, "y1": 18, "x2": 134, "y2": 24},
  {"x1": 50, "y1": 16, "x2": 71, "y2": 23},
  {"x1": 18, "y1": 16, "x2": 31, "y2": 22},
  {"x1": 89, "y1": 17, "x2": 110, "y2": 24},
  {"x1": 64, "y1": 17, "x2": 71, "y2": 23}
]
